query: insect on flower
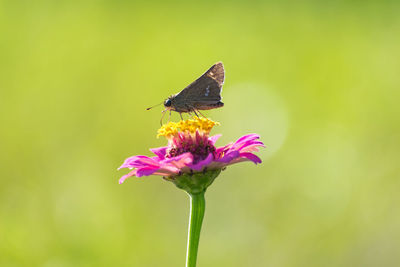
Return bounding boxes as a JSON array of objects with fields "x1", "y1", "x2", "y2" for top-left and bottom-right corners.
[{"x1": 147, "y1": 62, "x2": 225, "y2": 124}]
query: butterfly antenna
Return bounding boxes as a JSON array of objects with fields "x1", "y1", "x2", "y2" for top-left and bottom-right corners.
[{"x1": 146, "y1": 101, "x2": 164, "y2": 110}]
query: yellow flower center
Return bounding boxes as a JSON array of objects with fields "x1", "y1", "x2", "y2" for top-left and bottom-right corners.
[{"x1": 157, "y1": 117, "x2": 219, "y2": 138}]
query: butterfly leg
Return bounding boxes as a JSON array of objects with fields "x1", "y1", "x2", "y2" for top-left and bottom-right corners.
[
  {"x1": 167, "y1": 110, "x2": 172, "y2": 123},
  {"x1": 160, "y1": 109, "x2": 167, "y2": 126},
  {"x1": 196, "y1": 110, "x2": 206, "y2": 118},
  {"x1": 191, "y1": 108, "x2": 207, "y2": 118},
  {"x1": 192, "y1": 109, "x2": 199, "y2": 117},
  {"x1": 185, "y1": 104, "x2": 200, "y2": 117},
  {"x1": 179, "y1": 112, "x2": 183, "y2": 120}
]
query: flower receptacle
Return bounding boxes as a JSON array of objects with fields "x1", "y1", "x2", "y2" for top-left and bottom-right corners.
[{"x1": 164, "y1": 169, "x2": 222, "y2": 195}]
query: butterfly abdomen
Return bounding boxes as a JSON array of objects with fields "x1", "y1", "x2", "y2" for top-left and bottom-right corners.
[{"x1": 196, "y1": 101, "x2": 224, "y2": 110}]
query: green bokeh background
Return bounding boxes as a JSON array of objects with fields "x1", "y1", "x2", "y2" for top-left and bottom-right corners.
[{"x1": 1, "y1": 1, "x2": 400, "y2": 266}]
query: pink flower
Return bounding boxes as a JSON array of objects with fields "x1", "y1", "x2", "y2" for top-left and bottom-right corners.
[{"x1": 118, "y1": 118, "x2": 264, "y2": 184}]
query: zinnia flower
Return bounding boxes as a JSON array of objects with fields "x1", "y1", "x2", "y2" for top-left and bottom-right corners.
[
  {"x1": 118, "y1": 116, "x2": 265, "y2": 267},
  {"x1": 118, "y1": 117, "x2": 264, "y2": 188}
]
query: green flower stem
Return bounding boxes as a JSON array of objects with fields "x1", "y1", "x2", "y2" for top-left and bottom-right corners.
[
  {"x1": 167, "y1": 170, "x2": 220, "y2": 266},
  {"x1": 186, "y1": 192, "x2": 206, "y2": 267}
]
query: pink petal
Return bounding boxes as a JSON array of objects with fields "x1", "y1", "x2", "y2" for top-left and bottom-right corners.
[
  {"x1": 188, "y1": 153, "x2": 214, "y2": 171},
  {"x1": 204, "y1": 161, "x2": 225, "y2": 170},
  {"x1": 216, "y1": 150, "x2": 240, "y2": 163},
  {"x1": 231, "y1": 136, "x2": 261, "y2": 151},
  {"x1": 118, "y1": 155, "x2": 145, "y2": 170},
  {"x1": 221, "y1": 157, "x2": 250, "y2": 166},
  {"x1": 235, "y1": 134, "x2": 260, "y2": 145},
  {"x1": 118, "y1": 155, "x2": 160, "y2": 170},
  {"x1": 239, "y1": 152, "x2": 262, "y2": 164},
  {"x1": 195, "y1": 130, "x2": 202, "y2": 144},
  {"x1": 119, "y1": 169, "x2": 137, "y2": 184},
  {"x1": 240, "y1": 143, "x2": 266, "y2": 153},
  {"x1": 237, "y1": 141, "x2": 265, "y2": 153},
  {"x1": 216, "y1": 143, "x2": 232, "y2": 154},
  {"x1": 150, "y1": 146, "x2": 168, "y2": 159},
  {"x1": 161, "y1": 152, "x2": 193, "y2": 168},
  {"x1": 209, "y1": 134, "x2": 222, "y2": 145},
  {"x1": 152, "y1": 168, "x2": 180, "y2": 176},
  {"x1": 136, "y1": 167, "x2": 161, "y2": 177}
]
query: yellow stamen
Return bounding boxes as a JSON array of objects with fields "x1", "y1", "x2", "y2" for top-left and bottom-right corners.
[{"x1": 157, "y1": 117, "x2": 219, "y2": 138}]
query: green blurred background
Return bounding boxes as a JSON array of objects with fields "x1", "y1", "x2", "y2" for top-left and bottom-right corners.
[{"x1": 1, "y1": 0, "x2": 400, "y2": 266}]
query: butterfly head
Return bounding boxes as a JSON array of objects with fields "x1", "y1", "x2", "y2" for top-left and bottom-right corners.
[{"x1": 164, "y1": 98, "x2": 172, "y2": 108}]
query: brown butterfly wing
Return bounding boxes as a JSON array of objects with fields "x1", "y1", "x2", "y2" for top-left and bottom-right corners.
[{"x1": 173, "y1": 62, "x2": 224, "y2": 110}]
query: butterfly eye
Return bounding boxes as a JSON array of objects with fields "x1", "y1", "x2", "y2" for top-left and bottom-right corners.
[{"x1": 164, "y1": 99, "x2": 172, "y2": 107}]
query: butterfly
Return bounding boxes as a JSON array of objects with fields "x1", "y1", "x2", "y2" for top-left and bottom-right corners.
[{"x1": 148, "y1": 62, "x2": 225, "y2": 123}]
